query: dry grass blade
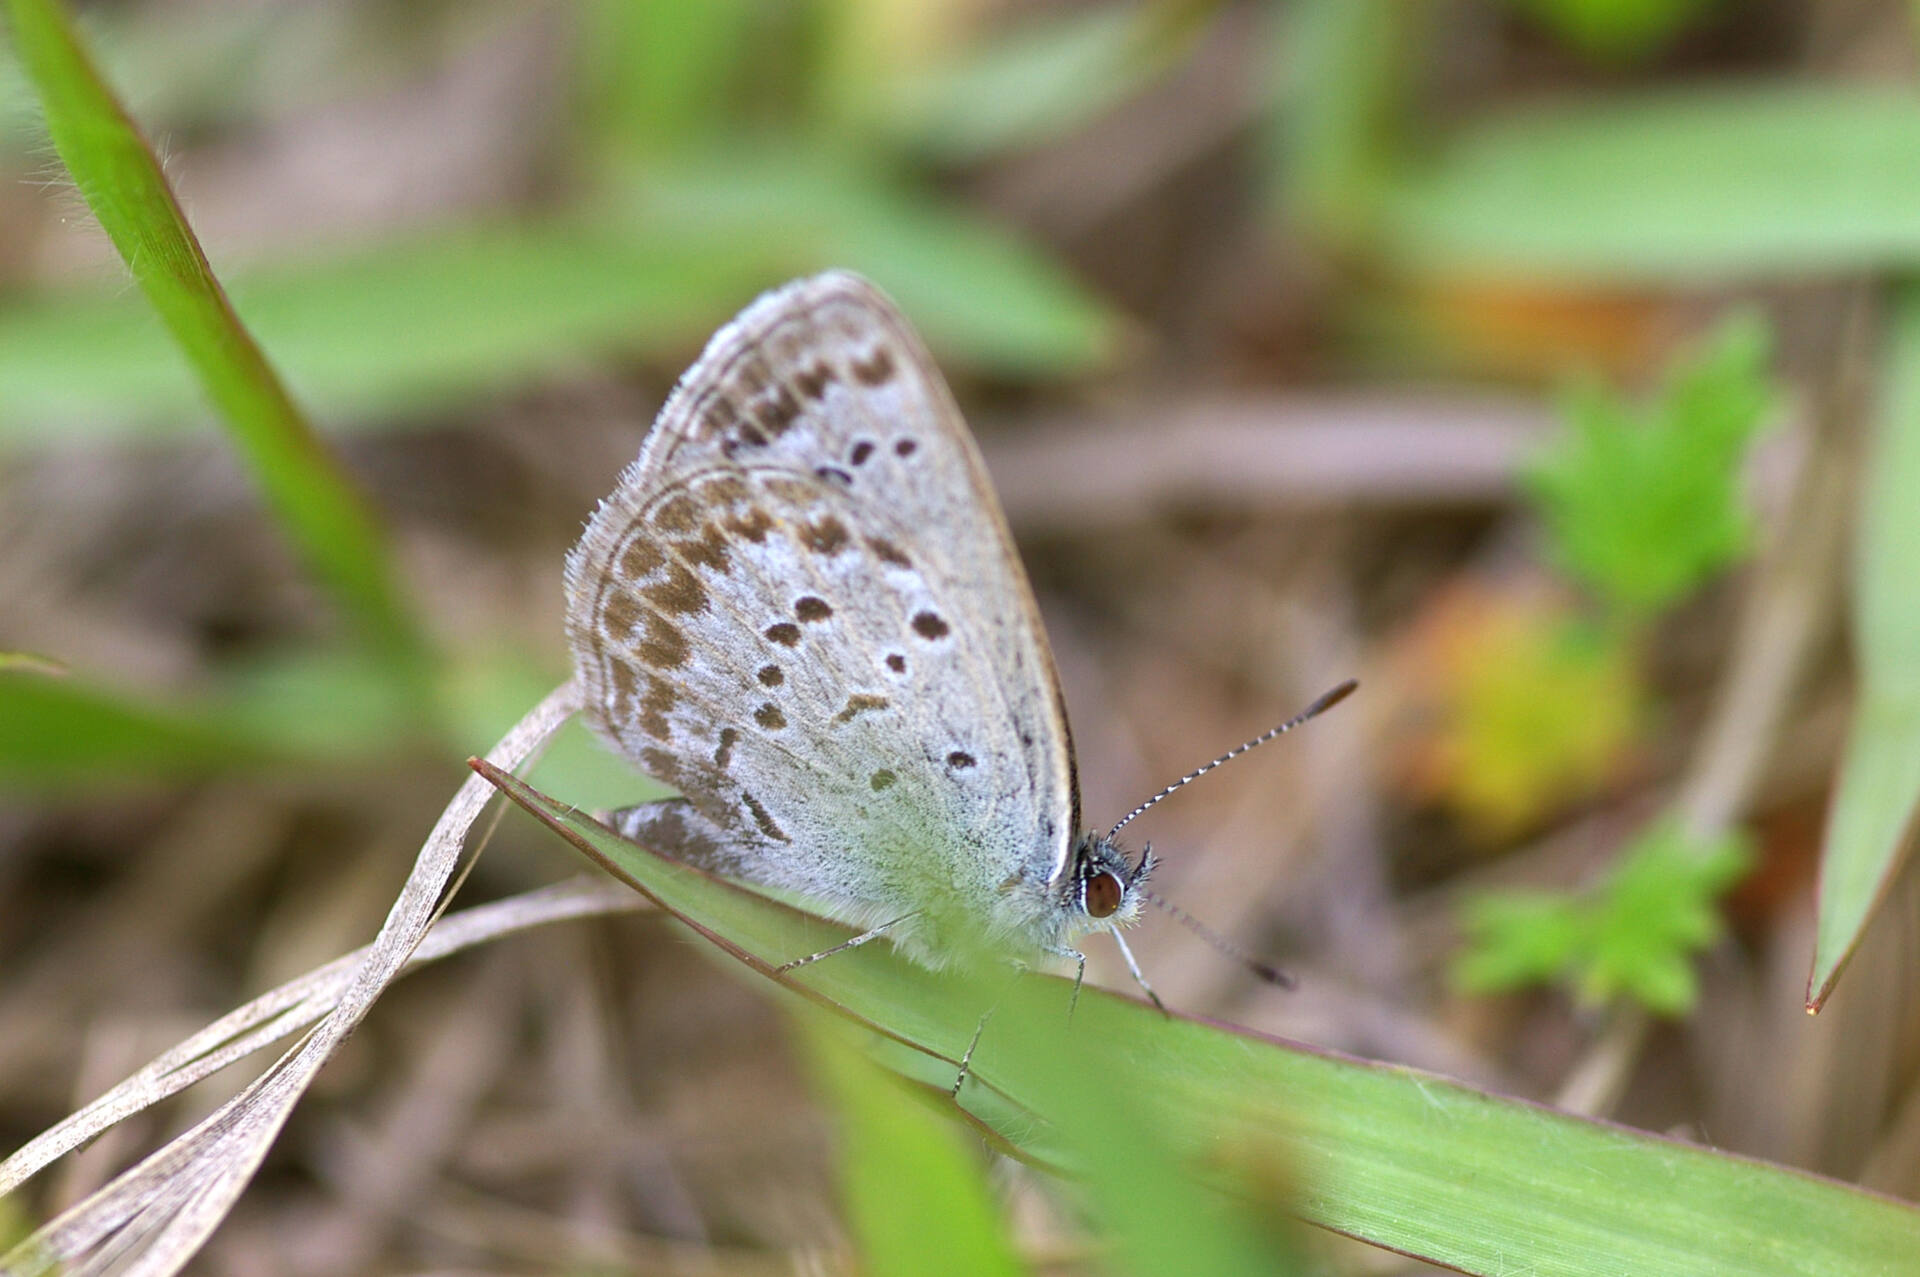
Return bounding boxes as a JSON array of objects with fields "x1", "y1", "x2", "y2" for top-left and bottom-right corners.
[
  {"x1": 0, "y1": 680, "x2": 583, "y2": 1277},
  {"x1": 0, "y1": 874, "x2": 638, "y2": 1199}
]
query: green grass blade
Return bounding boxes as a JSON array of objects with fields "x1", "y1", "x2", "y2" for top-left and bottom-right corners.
[
  {"x1": 1380, "y1": 86, "x2": 1920, "y2": 282},
  {"x1": 1808, "y1": 284, "x2": 1920, "y2": 1007},
  {"x1": 797, "y1": 1016, "x2": 1028, "y2": 1277},
  {"x1": 478, "y1": 762, "x2": 1920, "y2": 1277},
  {"x1": 0, "y1": 669, "x2": 285, "y2": 789},
  {"x1": 5, "y1": 0, "x2": 425, "y2": 677}
]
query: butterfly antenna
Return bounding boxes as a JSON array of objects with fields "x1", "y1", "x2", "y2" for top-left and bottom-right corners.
[
  {"x1": 1107, "y1": 678, "x2": 1358, "y2": 840},
  {"x1": 1140, "y1": 889, "x2": 1296, "y2": 989}
]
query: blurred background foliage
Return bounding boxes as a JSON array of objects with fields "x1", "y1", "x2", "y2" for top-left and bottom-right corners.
[{"x1": 2, "y1": 0, "x2": 1919, "y2": 1272}]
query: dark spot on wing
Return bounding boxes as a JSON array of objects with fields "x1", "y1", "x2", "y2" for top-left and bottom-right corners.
[
  {"x1": 801, "y1": 516, "x2": 850, "y2": 554},
  {"x1": 850, "y1": 440, "x2": 875, "y2": 466},
  {"x1": 600, "y1": 591, "x2": 640, "y2": 639},
  {"x1": 675, "y1": 523, "x2": 731, "y2": 574},
  {"x1": 619, "y1": 538, "x2": 664, "y2": 580},
  {"x1": 912, "y1": 611, "x2": 950, "y2": 640},
  {"x1": 757, "y1": 664, "x2": 784, "y2": 687},
  {"x1": 640, "y1": 673, "x2": 676, "y2": 740},
  {"x1": 870, "y1": 769, "x2": 897, "y2": 791},
  {"x1": 885, "y1": 653, "x2": 906, "y2": 674},
  {"x1": 753, "y1": 384, "x2": 802, "y2": 435},
  {"x1": 815, "y1": 465, "x2": 853, "y2": 486},
  {"x1": 725, "y1": 507, "x2": 774, "y2": 543},
  {"x1": 706, "y1": 475, "x2": 749, "y2": 503},
  {"x1": 764, "y1": 621, "x2": 801, "y2": 646},
  {"x1": 653, "y1": 494, "x2": 700, "y2": 533},
  {"x1": 852, "y1": 346, "x2": 897, "y2": 386},
  {"x1": 714, "y1": 727, "x2": 738, "y2": 769},
  {"x1": 895, "y1": 439, "x2": 918, "y2": 458},
  {"x1": 795, "y1": 596, "x2": 833, "y2": 622},
  {"x1": 867, "y1": 537, "x2": 911, "y2": 568},
  {"x1": 737, "y1": 423, "x2": 768, "y2": 449},
  {"x1": 637, "y1": 616, "x2": 689, "y2": 670},
  {"x1": 755, "y1": 702, "x2": 787, "y2": 730},
  {"x1": 742, "y1": 791, "x2": 790, "y2": 842},
  {"x1": 833, "y1": 693, "x2": 889, "y2": 724},
  {"x1": 947, "y1": 751, "x2": 976, "y2": 770},
  {"x1": 643, "y1": 561, "x2": 707, "y2": 615},
  {"x1": 795, "y1": 360, "x2": 836, "y2": 401},
  {"x1": 639, "y1": 746, "x2": 687, "y2": 791}
]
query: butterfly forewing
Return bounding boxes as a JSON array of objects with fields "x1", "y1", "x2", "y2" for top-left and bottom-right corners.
[{"x1": 565, "y1": 274, "x2": 1078, "y2": 949}]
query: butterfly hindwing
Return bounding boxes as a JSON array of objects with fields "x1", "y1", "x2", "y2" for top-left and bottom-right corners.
[{"x1": 565, "y1": 274, "x2": 1078, "y2": 951}]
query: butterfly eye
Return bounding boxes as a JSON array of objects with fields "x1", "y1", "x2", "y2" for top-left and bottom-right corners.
[{"x1": 1083, "y1": 870, "x2": 1124, "y2": 919}]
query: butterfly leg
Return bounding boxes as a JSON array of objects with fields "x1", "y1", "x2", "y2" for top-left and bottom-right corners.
[
  {"x1": 1110, "y1": 932, "x2": 1168, "y2": 1015},
  {"x1": 1042, "y1": 945, "x2": 1088, "y2": 1021},
  {"x1": 775, "y1": 913, "x2": 917, "y2": 974}
]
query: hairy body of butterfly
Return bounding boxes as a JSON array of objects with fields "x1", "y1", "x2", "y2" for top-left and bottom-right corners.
[{"x1": 565, "y1": 272, "x2": 1152, "y2": 974}]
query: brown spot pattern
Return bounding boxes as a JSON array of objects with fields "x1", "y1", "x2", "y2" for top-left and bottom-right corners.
[
  {"x1": 619, "y1": 538, "x2": 664, "y2": 580},
  {"x1": 653, "y1": 494, "x2": 700, "y2": 533},
  {"x1": 757, "y1": 664, "x2": 784, "y2": 687},
  {"x1": 637, "y1": 617, "x2": 689, "y2": 670},
  {"x1": 764, "y1": 621, "x2": 801, "y2": 646},
  {"x1": 601, "y1": 592, "x2": 644, "y2": 640},
  {"x1": 870, "y1": 769, "x2": 897, "y2": 791},
  {"x1": 752, "y1": 385, "x2": 802, "y2": 435},
  {"x1": 947, "y1": 750, "x2": 976, "y2": 769},
  {"x1": 885, "y1": 653, "x2": 906, "y2": 674},
  {"x1": 755, "y1": 702, "x2": 787, "y2": 730},
  {"x1": 850, "y1": 441, "x2": 875, "y2": 465},
  {"x1": 895, "y1": 439, "x2": 918, "y2": 457},
  {"x1": 912, "y1": 611, "x2": 950, "y2": 640},
  {"x1": 833, "y1": 694, "x2": 889, "y2": 724},
  {"x1": 724, "y1": 508, "x2": 773, "y2": 543},
  {"x1": 643, "y1": 561, "x2": 708, "y2": 616},
  {"x1": 743, "y1": 791, "x2": 790, "y2": 842},
  {"x1": 868, "y1": 537, "x2": 911, "y2": 568},
  {"x1": 714, "y1": 727, "x2": 738, "y2": 769},
  {"x1": 801, "y1": 516, "x2": 850, "y2": 555},
  {"x1": 852, "y1": 346, "x2": 896, "y2": 385},
  {"x1": 795, "y1": 596, "x2": 833, "y2": 622},
  {"x1": 795, "y1": 360, "x2": 836, "y2": 400}
]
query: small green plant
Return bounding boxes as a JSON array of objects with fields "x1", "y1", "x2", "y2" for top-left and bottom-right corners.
[
  {"x1": 1451, "y1": 315, "x2": 1775, "y2": 1013},
  {"x1": 1528, "y1": 313, "x2": 1775, "y2": 618},
  {"x1": 1455, "y1": 820, "x2": 1752, "y2": 1015}
]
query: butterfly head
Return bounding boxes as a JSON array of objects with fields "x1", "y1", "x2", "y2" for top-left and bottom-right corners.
[{"x1": 1065, "y1": 831, "x2": 1155, "y2": 934}]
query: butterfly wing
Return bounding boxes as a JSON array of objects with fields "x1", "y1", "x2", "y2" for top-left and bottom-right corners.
[{"x1": 564, "y1": 273, "x2": 1078, "y2": 956}]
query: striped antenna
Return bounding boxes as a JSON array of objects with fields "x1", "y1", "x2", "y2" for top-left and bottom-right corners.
[{"x1": 1106, "y1": 679, "x2": 1357, "y2": 841}]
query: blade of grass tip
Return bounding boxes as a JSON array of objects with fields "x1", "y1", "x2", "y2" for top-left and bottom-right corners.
[
  {"x1": 0, "y1": 680, "x2": 582, "y2": 1277},
  {"x1": 5, "y1": 0, "x2": 431, "y2": 699},
  {"x1": 1809, "y1": 285, "x2": 1920, "y2": 1009}
]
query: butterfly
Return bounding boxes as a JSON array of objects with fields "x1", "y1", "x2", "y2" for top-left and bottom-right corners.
[{"x1": 564, "y1": 272, "x2": 1350, "y2": 1002}]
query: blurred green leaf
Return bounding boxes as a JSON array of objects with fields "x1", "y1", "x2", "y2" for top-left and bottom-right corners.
[
  {"x1": 0, "y1": 225, "x2": 779, "y2": 441},
  {"x1": 1500, "y1": 0, "x2": 1718, "y2": 63},
  {"x1": 482, "y1": 765, "x2": 1920, "y2": 1276},
  {"x1": 1457, "y1": 819, "x2": 1752, "y2": 1016},
  {"x1": 888, "y1": 2, "x2": 1194, "y2": 162},
  {"x1": 799, "y1": 1017, "x2": 1028, "y2": 1277},
  {"x1": 6, "y1": 0, "x2": 429, "y2": 685},
  {"x1": 1273, "y1": 0, "x2": 1409, "y2": 247},
  {"x1": 1527, "y1": 313, "x2": 1775, "y2": 615},
  {"x1": 0, "y1": 669, "x2": 285, "y2": 790},
  {"x1": 579, "y1": 0, "x2": 761, "y2": 158},
  {"x1": 622, "y1": 150, "x2": 1121, "y2": 376},
  {"x1": 1381, "y1": 86, "x2": 1920, "y2": 282},
  {"x1": 1810, "y1": 283, "x2": 1920, "y2": 1007}
]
